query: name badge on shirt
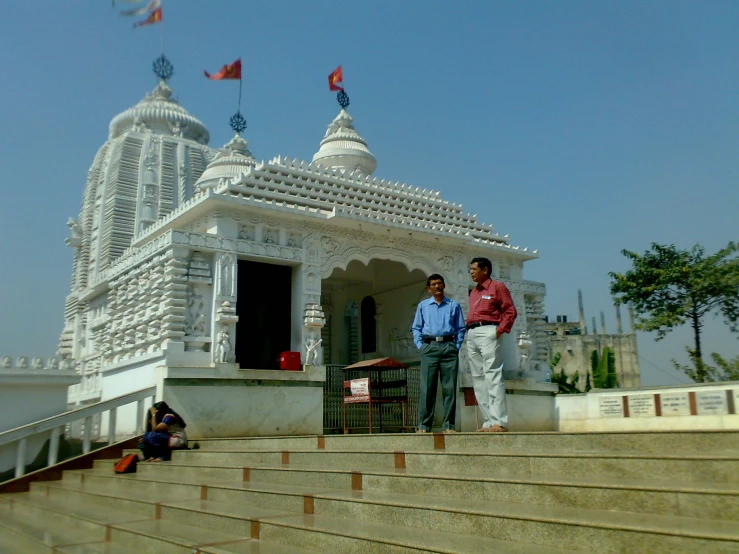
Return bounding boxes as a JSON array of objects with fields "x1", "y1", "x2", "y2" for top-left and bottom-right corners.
[{"x1": 482, "y1": 295, "x2": 492, "y2": 300}]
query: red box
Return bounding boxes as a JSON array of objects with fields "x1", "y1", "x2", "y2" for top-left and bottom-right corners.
[{"x1": 278, "y1": 351, "x2": 301, "y2": 371}]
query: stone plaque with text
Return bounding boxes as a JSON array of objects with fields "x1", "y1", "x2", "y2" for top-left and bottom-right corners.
[
  {"x1": 696, "y1": 391, "x2": 728, "y2": 416},
  {"x1": 599, "y1": 396, "x2": 624, "y2": 418},
  {"x1": 629, "y1": 394, "x2": 656, "y2": 417},
  {"x1": 660, "y1": 392, "x2": 690, "y2": 416}
]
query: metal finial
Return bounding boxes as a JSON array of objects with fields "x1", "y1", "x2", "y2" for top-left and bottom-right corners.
[
  {"x1": 337, "y1": 90, "x2": 350, "y2": 110},
  {"x1": 230, "y1": 112, "x2": 247, "y2": 134},
  {"x1": 153, "y1": 54, "x2": 174, "y2": 81}
]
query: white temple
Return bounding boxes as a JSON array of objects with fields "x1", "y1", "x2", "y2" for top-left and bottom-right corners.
[{"x1": 59, "y1": 67, "x2": 547, "y2": 436}]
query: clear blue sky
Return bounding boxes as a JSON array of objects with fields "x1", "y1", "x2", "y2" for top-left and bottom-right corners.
[{"x1": 0, "y1": 1, "x2": 737, "y2": 385}]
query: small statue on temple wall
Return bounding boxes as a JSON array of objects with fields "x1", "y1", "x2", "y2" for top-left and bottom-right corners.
[
  {"x1": 305, "y1": 337, "x2": 323, "y2": 366},
  {"x1": 215, "y1": 328, "x2": 233, "y2": 363}
]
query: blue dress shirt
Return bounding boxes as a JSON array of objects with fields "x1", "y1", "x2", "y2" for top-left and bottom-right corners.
[{"x1": 411, "y1": 296, "x2": 467, "y2": 350}]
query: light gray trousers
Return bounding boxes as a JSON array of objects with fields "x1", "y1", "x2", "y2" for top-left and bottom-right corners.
[{"x1": 466, "y1": 325, "x2": 508, "y2": 428}]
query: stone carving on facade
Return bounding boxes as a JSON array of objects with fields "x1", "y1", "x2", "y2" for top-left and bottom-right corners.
[
  {"x1": 238, "y1": 225, "x2": 254, "y2": 241},
  {"x1": 32, "y1": 357, "x2": 44, "y2": 370},
  {"x1": 65, "y1": 218, "x2": 83, "y2": 248},
  {"x1": 321, "y1": 236, "x2": 340, "y2": 255},
  {"x1": 303, "y1": 303, "x2": 326, "y2": 366},
  {"x1": 185, "y1": 287, "x2": 207, "y2": 336},
  {"x1": 517, "y1": 332, "x2": 533, "y2": 378},
  {"x1": 218, "y1": 254, "x2": 236, "y2": 298},
  {"x1": 264, "y1": 230, "x2": 277, "y2": 244},
  {"x1": 1, "y1": 356, "x2": 12, "y2": 369},
  {"x1": 287, "y1": 233, "x2": 300, "y2": 248},
  {"x1": 304, "y1": 337, "x2": 323, "y2": 366},
  {"x1": 17, "y1": 357, "x2": 29, "y2": 369},
  {"x1": 215, "y1": 328, "x2": 234, "y2": 363},
  {"x1": 438, "y1": 256, "x2": 454, "y2": 274},
  {"x1": 47, "y1": 357, "x2": 59, "y2": 370}
]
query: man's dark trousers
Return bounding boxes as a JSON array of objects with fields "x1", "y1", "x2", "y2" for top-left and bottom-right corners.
[{"x1": 418, "y1": 341, "x2": 459, "y2": 431}]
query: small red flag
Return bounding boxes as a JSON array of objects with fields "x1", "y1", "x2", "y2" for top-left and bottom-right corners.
[
  {"x1": 204, "y1": 59, "x2": 242, "y2": 80},
  {"x1": 133, "y1": 6, "x2": 162, "y2": 28},
  {"x1": 328, "y1": 66, "x2": 344, "y2": 91}
]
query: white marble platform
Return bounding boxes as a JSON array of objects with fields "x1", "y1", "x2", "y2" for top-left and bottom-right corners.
[{"x1": 161, "y1": 365, "x2": 326, "y2": 438}]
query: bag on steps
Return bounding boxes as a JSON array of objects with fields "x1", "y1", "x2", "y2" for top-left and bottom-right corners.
[{"x1": 114, "y1": 453, "x2": 138, "y2": 474}]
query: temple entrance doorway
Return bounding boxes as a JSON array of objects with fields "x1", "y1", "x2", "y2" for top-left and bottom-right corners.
[
  {"x1": 321, "y1": 259, "x2": 429, "y2": 365},
  {"x1": 235, "y1": 260, "x2": 292, "y2": 369}
]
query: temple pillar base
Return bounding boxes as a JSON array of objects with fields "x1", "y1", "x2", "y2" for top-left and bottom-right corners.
[{"x1": 159, "y1": 365, "x2": 325, "y2": 438}]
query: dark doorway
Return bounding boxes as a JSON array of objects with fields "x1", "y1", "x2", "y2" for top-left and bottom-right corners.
[
  {"x1": 361, "y1": 296, "x2": 377, "y2": 353},
  {"x1": 235, "y1": 260, "x2": 292, "y2": 369}
]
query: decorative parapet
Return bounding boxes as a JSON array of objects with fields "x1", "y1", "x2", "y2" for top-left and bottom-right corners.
[{"x1": 0, "y1": 356, "x2": 73, "y2": 372}]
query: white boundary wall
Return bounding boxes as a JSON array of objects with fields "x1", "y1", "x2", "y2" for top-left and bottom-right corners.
[{"x1": 555, "y1": 381, "x2": 739, "y2": 432}]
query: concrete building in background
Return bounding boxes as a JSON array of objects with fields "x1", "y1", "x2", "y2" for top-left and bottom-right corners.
[{"x1": 545, "y1": 290, "x2": 641, "y2": 389}]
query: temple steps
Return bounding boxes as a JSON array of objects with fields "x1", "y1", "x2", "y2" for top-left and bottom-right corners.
[
  {"x1": 140, "y1": 447, "x2": 739, "y2": 484},
  {"x1": 0, "y1": 431, "x2": 738, "y2": 552},
  {"x1": 195, "y1": 430, "x2": 739, "y2": 454},
  {"x1": 76, "y1": 462, "x2": 739, "y2": 521}
]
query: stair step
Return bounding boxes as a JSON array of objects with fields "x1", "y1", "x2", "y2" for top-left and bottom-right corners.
[
  {"x1": 0, "y1": 520, "x2": 50, "y2": 554},
  {"x1": 65, "y1": 473, "x2": 739, "y2": 551},
  {"x1": 54, "y1": 543, "x2": 138, "y2": 554},
  {"x1": 0, "y1": 504, "x2": 106, "y2": 546},
  {"x1": 69, "y1": 466, "x2": 739, "y2": 521},
  {"x1": 109, "y1": 518, "x2": 251, "y2": 553},
  {"x1": 196, "y1": 430, "x2": 739, "y2": 454},
  {"x1": 169, "y1": 448, "x2": 739, "y2": 484},
  {"x1": 160, "y1": 497, "x2": 567, "y2": 553}
]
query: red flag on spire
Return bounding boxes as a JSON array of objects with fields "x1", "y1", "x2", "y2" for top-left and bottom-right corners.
[
  {"x1": 328, "y1": 66, "x2": 344, "y2": 91},
  {"x1": 204, "y1": 59, "x2": 242, "y2": 80},
  {"x1": 133, "y1": 6, "x2": 162, "y2": 28}
]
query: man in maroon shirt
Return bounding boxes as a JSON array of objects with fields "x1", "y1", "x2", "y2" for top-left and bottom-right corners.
[{"x1": 466, "y1": 257, "x2": 517, "y2": 432}]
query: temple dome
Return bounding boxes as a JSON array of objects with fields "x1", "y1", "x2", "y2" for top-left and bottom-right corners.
[
  {"x1": 193, "y1": 133, "x2": 256, "y2": 192},
  {"x1": 312, "y1": 109, "x2": 377, "y2": 175},
  {"x1": 108, "y1": 80, "x2": 210, "y2": 144}
]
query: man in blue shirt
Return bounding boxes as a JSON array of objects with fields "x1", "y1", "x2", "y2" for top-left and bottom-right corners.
[{"x1": 411, "y1": 274, "x2": 466, "y2": 433}]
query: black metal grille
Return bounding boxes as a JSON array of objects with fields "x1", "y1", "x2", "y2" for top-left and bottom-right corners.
[{"x1": 323, "y1": 364, "x2": 420, "y2": 433}]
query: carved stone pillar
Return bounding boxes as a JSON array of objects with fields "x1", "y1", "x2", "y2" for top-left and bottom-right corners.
[
  {"x1": 212, "y1": 252, "x2": 238, "y2": 364},
  {"x1": 161, "y1": 246, "x2": 190, "y2": 345},
  {"x1": 303, "y1": 303, "x2": 326, "y2": 366},
  {"x1": 184, "y1": 252, "x2": 213, "y2": 352}
]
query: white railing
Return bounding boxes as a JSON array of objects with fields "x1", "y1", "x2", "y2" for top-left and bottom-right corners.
[{"x1": 0, "y1": 387, "x2": 156, "y2": 479}]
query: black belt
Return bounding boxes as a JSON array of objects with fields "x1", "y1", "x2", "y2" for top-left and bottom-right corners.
[
  {"x1": 466, "y1": 321, "x2": 498, "y2": 331},
  {"x1": 422, "y1": 335, "x2": 455, "y2": 344}
]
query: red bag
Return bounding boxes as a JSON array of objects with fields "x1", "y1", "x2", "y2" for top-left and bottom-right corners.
[{"x1": 114, "y1": 453, "x2": 138, "y2": 474}]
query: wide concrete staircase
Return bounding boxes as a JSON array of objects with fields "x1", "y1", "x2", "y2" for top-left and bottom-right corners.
[{"x1": 1, "y1": 430, "x2": 739, "y2": 553}]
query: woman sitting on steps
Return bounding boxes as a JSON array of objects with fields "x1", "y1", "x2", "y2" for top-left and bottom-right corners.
[{"x1": 139, "y1": 401, "x2": 187, "y2": 462}]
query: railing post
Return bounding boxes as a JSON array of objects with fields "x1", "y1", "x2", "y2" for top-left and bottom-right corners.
[
  {"x1": 14, "y1": 438, "x2": 27, "y2": 479},
  {"x1": 108, "y1": 407, "x2": 117, "y2": 445},
  {"x1": 136, "y1": 399, "x2": 145, "y2": 434},
  {"x1": 82, "y1": 416, "x2": 93, "y2": 454},
  {"x1": 47, "y1": 426, "x2": 61, "y2": 466}
]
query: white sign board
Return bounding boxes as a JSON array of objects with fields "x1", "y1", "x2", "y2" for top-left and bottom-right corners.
[
  {"x1": 660, "y1": 392, "x2": 691, "y2": 417},
  {"x1": 629, "y1": 394, "x2": 656, "y2": 418},
  {"x1": 696, "y1": 391, "x2": 728, "y2": 416},
  {"x1": 599, "y1": 396, "x2": 624, "y2": 418},
  {"x1": 344, "y1": 378, "x2": 370, "y2": 404}
]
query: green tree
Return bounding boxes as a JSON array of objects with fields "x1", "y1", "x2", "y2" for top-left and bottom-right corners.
[
  {"x1": 548, "y1": 352, "x2": 581, "y2": 394},
  {"x1": 672, "y1": 351, "x2": 739, "y2": 383},
  {"x1": 549, "y1": 352, "x2": 562, "y2": 372},
  {"x1": 609, "y1": 242, "x2": 739, "y2": 382},
  {"x1": 551, "y1": 367, "x2": 581, "y2": 394},
  {"x1": 591, "y1": 347, "x2": 618, "y2": 389}
]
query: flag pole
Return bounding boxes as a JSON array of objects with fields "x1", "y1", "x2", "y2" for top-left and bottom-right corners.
[
  {"x1": 160, "y1": 0, "x2": 164, "y2": 54},
  {"x1": 238, "y1": 78, "x2": 242, "y2": 112}
]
